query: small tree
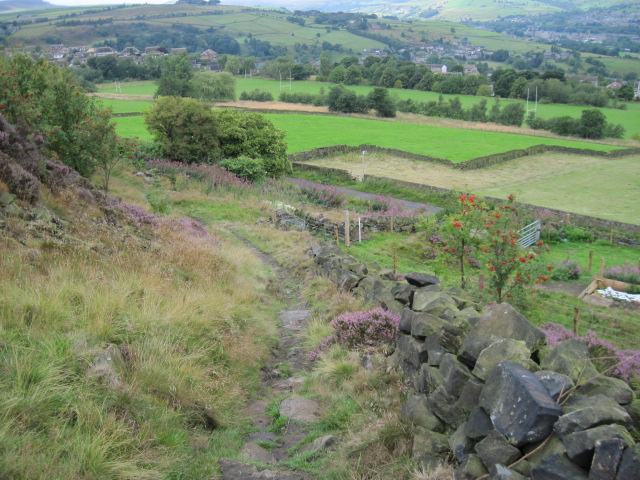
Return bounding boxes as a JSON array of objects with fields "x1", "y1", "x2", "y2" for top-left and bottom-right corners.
[
  {"x1": 434, "y1": 194, "x2": 551, "y2": 303},
  {"x1": 98, "y1": 136, "x2": 139, "y2": 193},
  {"x1": 367, "y1": 87, "x2": 396, "y2": 118}
]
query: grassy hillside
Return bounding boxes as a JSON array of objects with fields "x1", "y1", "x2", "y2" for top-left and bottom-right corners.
[{"x1": 3, "y1": 4, "x2": 639, "y2": 79}]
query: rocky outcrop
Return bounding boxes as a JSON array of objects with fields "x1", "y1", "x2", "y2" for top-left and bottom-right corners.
[
  {"x1": 387, "y1": 276, "x2": 638, "y2": 479},
  {"x1": 308, "y1": 241, "x2": 638, "y2": 478}
]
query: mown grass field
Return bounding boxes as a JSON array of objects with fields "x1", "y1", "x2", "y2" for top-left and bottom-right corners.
[
  {"x1": 112, "y1": 111, "x2": 620, "y2": 162},
  {"x1": 297, "y1": 151, "x2": 640, "y2": 224},
  {"x1": 97, "y1": 79, "x2": 640, "y2": 139}
]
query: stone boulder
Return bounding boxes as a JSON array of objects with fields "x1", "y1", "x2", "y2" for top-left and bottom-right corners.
[
  {"x1": 458, "y1": 303, "x2": 545, "y2": 366},
  {"x1": 562, "y1": 424, "x2": 634, "y2": 468},
  {"x1": 534, "y1": 371, "x2": 574, "y2": 402},
  {"x1": 405, "y1": 272, "x2": 440, "y2": 287},
  {"x1": 475, "y1": 430, "x2": 522, "y2": 470},
  {"x1": 479, "y1": 362, "x2": 562, "y2": 447},
  {"x1": 472, "y1": 338, "x2": 534, "y2": 381},
  {"x1": 400, "y1": 395, "x2": 445, "y2": 432},
  {"x1": 539, "y1": 339, "x2": 599, "y2": 384}
]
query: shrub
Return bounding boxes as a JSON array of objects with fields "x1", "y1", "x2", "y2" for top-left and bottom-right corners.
[
  {"x1": 309, "y1": 308, "x2": 400, "y2": 361},
  {"x1": 541, "y1": 323, "x2": 640, "y2": 381},
  {"x1": 331, "y1": 308, "x2": 400, "y2": 349},
  {"x1": 605, "y1": 263, "x2": 640, "y2": 285},
  {"x1": 551, "y1": 260, "x2": 582, "y2": 281},
  {"x1": 239, "y1": 89, "x2": 274, "y2": 102},
  {"x1": 296, "y1": 179, "x2": 346, "y2": 208},
  {"x1": 563, "y1": 226, "x2": 595, "y2": 243},
  {"x1": 221, "y1": 156, "x2": 266, "y2": 182},
  {"x1": 0, "y1": 155, "x2": 40, "y2": 203}
]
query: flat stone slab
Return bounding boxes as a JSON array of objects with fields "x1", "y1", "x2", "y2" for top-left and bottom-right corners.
[
  {"x1": 279, "y1": 310, "x2": 312, "y2": 330},
  {"x1": 279, "y1": 397, "x2": 320, "y2": 422},
  {"x1": 219, "y1": 458, "x2": 304, "y2": 480},
  {"x1": 241, "y1": 443, "x2": 277, "y2": 465}
]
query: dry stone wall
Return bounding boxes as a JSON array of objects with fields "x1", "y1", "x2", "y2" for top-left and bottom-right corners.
[{"x1": 309, "y1": 241, "x2": 640, "y2": 479}]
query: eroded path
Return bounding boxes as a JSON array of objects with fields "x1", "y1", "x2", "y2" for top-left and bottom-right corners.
[{"x1": 219, "y1": 233, "x2": 318, "y2": 480}]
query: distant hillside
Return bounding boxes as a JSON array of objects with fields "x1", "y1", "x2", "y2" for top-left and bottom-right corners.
[
  {"x1": 222, "y1": 0, "x2": 632, "y2": 21},
  {"x1": 0, "y1": 0, "x2": 56, "y2": 11}
]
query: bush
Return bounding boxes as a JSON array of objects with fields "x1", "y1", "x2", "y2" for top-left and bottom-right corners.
[
  {"x1": 279, "y1": 91, "x2": 325, "y2": 106},
  {"x1": 0, "y1": 155, "x2": 41, "y2": 203},
  {"x1": 221, "y1": 156, "x2": 266, "y2": 182},
  {"x1": 239, "y1": 89, "x2": 274, "y2": 102},
  {"x1": 605, "y1": 263, "x2": 640, "y2": 285},
  {"x1": 296, "y1": 179, "x2": 346, "y2": 208},
  {"x1": 551, "y1": 260, "x2": 582, "y2": 281},
  {"x1": 564, "y1": 226, "x2": 595, "y2": 243}
]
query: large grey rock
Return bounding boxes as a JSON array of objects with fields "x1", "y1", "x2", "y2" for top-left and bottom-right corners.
[
  {"x1": 464, "y1": 408, "x2": 493, "y2": 440},
  {"x1": 398, "y1": 308, "x2": 414, "y2": 334},
  {"x1": 241, "y1": 443, "x2": 276, "y2": 465},
  {"x1": 455, "y1": 454, "x2": 488, "y2": 480},
  {"x1": 554, "y1": 405, "x2": 631, "y2": 438},
  {"x1": 489, "y1": 464, "x2": 527, "y2": 480},
  {"x1": 412, "y1": 291, "x2": 458, "y2": 315},
  {"x1": 540, "y1": 339, "x2": 599, "y2": 384},
  {"x1": 391, "y1": 283, "x2": 416, "y2": 305},
  {"x1": 473, "y1": 338, "x2": 533, "y2": 381},
  {"x1": 535, "y1": 371, "x2": 574, "y2": 402},
  {"x1": 306, "y1": 435, "x2": 340, "y2": 454},
  {"x1": 475, "y1": 430, "x2": 522, "y2": 471},
  {"x1": 279, "y1": 397, "x2": 320, "y2": 422},
  {"x1": 412, "y1": 426, "x2": 450, "y2": 465},
  {"x1": 428, "y1": 385, "x2": 466, "y2": 428},
  {"x1": 438, "y1": 317, "x2": 473, "y2": 354},
  {"x1": 396, "y1": 333, "x2": 429, "y2": 367},
  {"x1": 406, "y1": 272, "x2": 440, "y2": 287},
  {"x1": 562, "y1": 394, "x2": 623, "y2": 415},
  {"x1": 417, "y1": 364, "x2": 444, "y2": 395},
  {"x1": 400, "y1": 395, "x2": 444, "y2": 432},
  {"x1": 337, "y1": 271, "x2": 360, "y2": 292},
  {"x1": 458, "y1": 303, "x2": 545, "y2": 365},
  {"x1": 589, "y1": 438, "x2": 626, "y2": 480},
  {"x1": 578, "y1": 375, "x2": 634, "y2": 405},
  {"x1": 530, "y1": 454, "x2": 588, "y2": 480},
  {"x1": 458, "y1": 378, "x2": 484, "y2": 413},
  {"x1": 449, "y1": 423, "x2": 473, "y2": 462},
  {"x1": 411, "y1": 312, "x2": 447, "y2": 340},
  {"x1": 440, "y1": 353, "x2": 474, "y2": 397},
  {"x1": 616, "y1": 445, "x2": 640, "y2": 480},
  {"x1": 479, "y1": 362, "x2": 562, "y2": 447},
  {"x1": 562, "y1": 424, "x2": 634, "y2": 468},
  {"x1": 524, "y1": 435, "x2": 567, "y2": 472},
  {"x1": 424, "y1": 333, "x2": 446, "y2": 366}
]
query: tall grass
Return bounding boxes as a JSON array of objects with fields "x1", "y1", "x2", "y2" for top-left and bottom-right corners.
[{"x1": 0, "y1": 186, "x2": 280, "y2": 478}]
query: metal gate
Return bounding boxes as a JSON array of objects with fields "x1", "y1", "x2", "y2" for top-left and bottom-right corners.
[{"x1": 518, "y1": 220, "x2": 541, "y2": 248}]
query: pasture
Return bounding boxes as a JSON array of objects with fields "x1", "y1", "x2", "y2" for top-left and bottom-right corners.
[
  {"x1": 296, "y1": 151, "x2": 640, "y2": 224},
  {"x1": 97, "y1": 79, "x2": 640, "y2": 139},
  {"x1": 112, "y1": 111, "x2": 620, "y2": 162}
]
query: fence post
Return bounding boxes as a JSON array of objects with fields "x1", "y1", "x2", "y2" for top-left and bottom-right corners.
[
  {"x1": 479, "y1": 274, "x2": 485, "y2": 292},
  {"x1": 390, "y1": 216, "x2": 395, "y2": 233},
  {"x1": 334, "y1": 226, "x2": 339, "y2": 246},
  {"x1": 358, "y1": 218, "x2": 362, "y2": 243},
  {"x1": 599, "y1": 258, "x2": 605, "y2": 278},
  {"x1": 588, "y1": 249, "x2": 594, "y2": 272},
  {"x1": 393, "y1": 248, "x2": 398, "y2": 276},
  {"x1": 573, "y1": 306, "x2": 580, "y2": 336},
  {"x1": 345, "y1": 210, "x2": 350, "y2": 247}
]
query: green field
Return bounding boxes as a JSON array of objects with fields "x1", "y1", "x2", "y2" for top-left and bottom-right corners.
[
  {"x1": 113, "y1": 111, "x2": 621, "y2": 162},
  {"x1": 97, "y1": 79, "x2": 640, "y2": 139}
]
